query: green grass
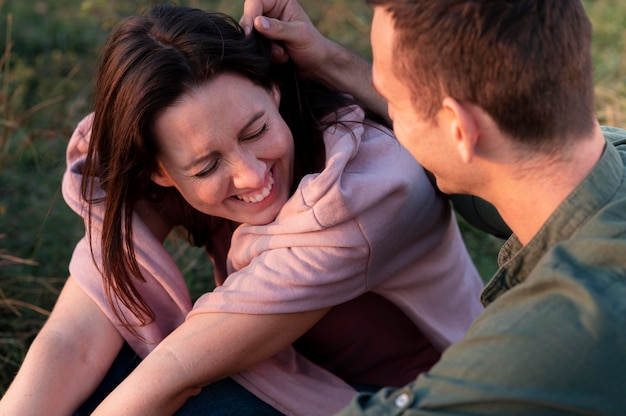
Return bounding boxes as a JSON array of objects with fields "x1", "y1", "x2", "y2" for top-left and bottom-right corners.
[{"x1": 1, "y1": 0, "x2": 625, "y2": 396}]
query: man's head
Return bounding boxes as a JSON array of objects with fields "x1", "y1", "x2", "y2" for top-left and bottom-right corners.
[{"x1": 369, "y1": 0, "x2": 596, "y2": 153}]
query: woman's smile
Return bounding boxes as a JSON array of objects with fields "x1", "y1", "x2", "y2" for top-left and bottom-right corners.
[{"x1": 235, "y1": 169, "x2": 275, "y2": 204}]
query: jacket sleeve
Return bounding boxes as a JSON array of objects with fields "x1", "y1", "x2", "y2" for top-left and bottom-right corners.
[{"x1": 337, "y1": 257, "x2": 626, "y2": 415}]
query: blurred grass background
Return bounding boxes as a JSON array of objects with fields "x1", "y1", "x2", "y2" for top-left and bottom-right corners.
[{"x1": 0, "y1": 0, "x2": 624, "y2": 395}]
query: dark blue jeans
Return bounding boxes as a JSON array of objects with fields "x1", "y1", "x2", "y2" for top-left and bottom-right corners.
[{"x1": 73, "y1": 343, "x2": 283, "y2": 416}]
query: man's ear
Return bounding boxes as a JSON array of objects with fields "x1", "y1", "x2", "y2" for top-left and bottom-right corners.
[
  {"x1": 442, "y1": 97, "x2": 478, "y2": 164},
  {"x1": 151, "y1": 165, "x2": 174, "y2": 188}
]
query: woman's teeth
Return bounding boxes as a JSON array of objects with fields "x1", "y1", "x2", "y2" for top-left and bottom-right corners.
[{"x1": 236, "y1": 173, "x2": 275, "y2": 203}]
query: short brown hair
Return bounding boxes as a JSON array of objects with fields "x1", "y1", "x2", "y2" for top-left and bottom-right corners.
[{"x1": 369, "y1": 0, "x2": 596, "y2": 150}]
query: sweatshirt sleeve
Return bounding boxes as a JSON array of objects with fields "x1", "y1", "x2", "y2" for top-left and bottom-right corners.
[
  {"x1": 232, "y1": 348, "x2": 358, "y2": 415},
  {"x1": 189, "y1": 105, "x2": 463, "y2": 317},
  {"x1": 187, "y1": 106, "x2": 469, "y2": 414}
]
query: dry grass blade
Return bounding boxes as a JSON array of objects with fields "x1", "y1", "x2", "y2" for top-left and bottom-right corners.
[
  {"x1": 0, "y1": 299, "x2": 51, "y2": 317},
  {"x1": 0, "y1": 253, "x2": 39, "y2": 266}
]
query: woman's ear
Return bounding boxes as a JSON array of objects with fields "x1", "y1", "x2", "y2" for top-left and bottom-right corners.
[
  {"x1": 151, "y1": 165, "x2": 174, "y2": 188},
  {"x1": 442, "y1": 97, "x2": 478, "y2": 164},
  {"x1": 270, "y1": 83, "x2": 281, "y2": 106}
]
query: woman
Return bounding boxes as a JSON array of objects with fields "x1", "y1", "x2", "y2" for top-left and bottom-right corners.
[{"x1": 0, "y1": 5, "x2": 483, "y2": 415}]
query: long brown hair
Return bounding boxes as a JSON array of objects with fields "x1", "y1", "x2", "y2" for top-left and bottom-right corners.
[{"x1": 82, "y1": 5, "x2": 356, "y2": 329}]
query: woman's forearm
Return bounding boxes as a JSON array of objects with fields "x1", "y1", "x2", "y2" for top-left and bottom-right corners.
[
  {"x1": 0, "y1": 330, "x2": 114, "y2": 416},
  {"x1": 0, "y1": 277, "x2": 123, "y2": 416},
  {"x1": 92, "y1": 308, "x2": 329, "y2": 415}
]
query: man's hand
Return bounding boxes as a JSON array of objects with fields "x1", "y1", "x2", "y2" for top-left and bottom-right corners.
[
  {"x1": 240, "y1": 0, "x2": 390, "y2": 123},
  {"x1": 240, "y1": 0, "x2": 333, "y2": 77}
]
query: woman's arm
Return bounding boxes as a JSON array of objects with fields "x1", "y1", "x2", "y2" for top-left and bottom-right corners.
[
  {"x1": 0, "y1": 277, "x2": 123, "y2": 416},
  {"x1": 240, "y1": 0, "x2": 389, "y2": 122},
  {"x1": 92, "y1": 308, "x2": 329, "y2": 415}
]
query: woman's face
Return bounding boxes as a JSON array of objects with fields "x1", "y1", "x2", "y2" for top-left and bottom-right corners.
[{"x1": 151, "y1": 73, "x2": 294, "y2": 225}]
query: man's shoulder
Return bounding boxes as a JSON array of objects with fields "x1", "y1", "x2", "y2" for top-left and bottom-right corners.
[{"x1": 602, "y1": 125, "x2": 626, "y2": 146}]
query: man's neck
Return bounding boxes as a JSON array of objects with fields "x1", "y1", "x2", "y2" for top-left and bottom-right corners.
[{"x1": 487, "y1": 127, "x2": 607, "y2": 246}]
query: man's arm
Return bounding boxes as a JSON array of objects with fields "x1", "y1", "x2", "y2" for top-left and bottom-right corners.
[
  {"x1": 91, "y1": 307, "x2": 330, "y2": 415},
  {"x1": 241, "y1": 0, "x2": 389, "y2": 121},
  {"x1": 337, "y1": 264, "x2": 626, "y2": 415},
  {"x1": 0, "y1": 277, "x2": 124, "y2": 416}
]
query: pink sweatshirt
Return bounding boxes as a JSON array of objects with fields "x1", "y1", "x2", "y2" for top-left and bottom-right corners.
[{"x1": 62, "y1": 106, "x2": 483, "y2": 415}]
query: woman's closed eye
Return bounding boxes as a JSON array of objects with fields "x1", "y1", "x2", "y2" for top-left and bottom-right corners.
[
  {"x1": 242, "y1": 123, "x2": 267, "y2": 141},
  {"x1": 194, "y1": 157, "x2": 220, "y2": 179},
  {"x1": 194, "y1": 124, "x2": 267, "y2": 179}
]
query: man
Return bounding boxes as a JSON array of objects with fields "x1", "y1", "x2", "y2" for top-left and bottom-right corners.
[{"x1": 241, "y1": 0, "x2": 626, "y2": 413}]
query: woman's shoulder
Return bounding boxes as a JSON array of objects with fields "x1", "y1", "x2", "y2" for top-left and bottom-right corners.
[
  {"x1": 298, "y1": 105, "x2": 431, "y2": 228},
  {"x1": 62, "y1": 114, "x2": 96, "y2": 216},
  {"x1": 324, "y1": 104, "x2": 425, "y2": 189},
  {"x1": 66, "y1": 113, "x2": 95, "y2": 167}
]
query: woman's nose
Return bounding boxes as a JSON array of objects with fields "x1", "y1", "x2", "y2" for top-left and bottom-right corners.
[{"x1": 231, "y1": 155, "x2": 265, "y2": 190}]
